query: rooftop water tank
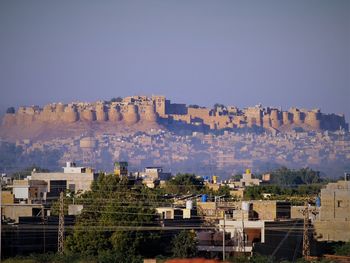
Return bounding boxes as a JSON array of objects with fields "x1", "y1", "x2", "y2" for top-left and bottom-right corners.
[
  {"x1": 316, "y1": 197, "x2": 321, "y2": 207},
  {"x1": 242, "y1": 201, "x2": 251, "y2": 211},
  {"x1": 186, "y1": 200, "x2": 193, "y2": 210}
]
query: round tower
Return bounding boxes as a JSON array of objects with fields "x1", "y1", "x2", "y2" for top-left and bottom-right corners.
[
  {"x1": 62, "y1": 105, "x2": 79, "y2": 123},
  {"x1": 43, "y1": 105, "x2": 52, "y2": 113},
  {"x1": 80, "y1": 109, "x2": 96, "y2": 121},
  {"x1": 305, "y1": 111, "x2": 321, "y2": 129},
  {"x1": 123, "y1": 105, "x2": 139, "y2": 124},
  {"x1": 262, "y1": 114, "x2": 271, "y2": 128},
  {"x1": 96, "y1": 104, "x2": 107, "y2": 121},
  {"x1": 143, "y1": 104, "x2": 158, "y2": 122},
  {"x1": 282, "y1": 111, "x2": 292, "y2": 125},
  {"x1": 16, "y1": 107, "x2": 35, "y2": 125},
  {"x1": 39, "y1": 105, "x2": 53, "y2": 122},
  {"x1": 109, "y1": 106, "x2": 122, "y2": 122},
  {"x1": 270, "y1": 109, "x2": 281, "y2": 129},
  {"x1": 56, "y1": 103, "x2": 65, "y2": 113},
  {"x1": 293, "y1": 111, "x2": 303, "y2": 125}
]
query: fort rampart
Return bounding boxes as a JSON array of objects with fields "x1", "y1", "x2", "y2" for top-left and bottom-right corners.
[{"x1": 2, "y1": 96, "x2": 348, "y2": 132}]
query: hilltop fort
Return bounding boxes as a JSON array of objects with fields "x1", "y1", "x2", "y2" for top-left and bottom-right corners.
[{"x1": 1, "y1": 95, "x2": 348, "y2": 141}]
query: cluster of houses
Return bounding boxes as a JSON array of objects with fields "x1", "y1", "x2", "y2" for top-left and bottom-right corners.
[{"x1": 1, "y1": 163, "x2": 350, "y2": 260}]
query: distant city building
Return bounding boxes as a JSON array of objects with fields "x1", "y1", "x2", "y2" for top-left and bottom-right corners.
[
  {"x1": 114, "y1": 161, "x2": 128, "y2": 177},
  {"x1": 139, "y1": 167, "x2": 171, "y2": 188},
  {"x1": 1, "y1": 173, "x2": 12, "y2": 186},
  {"x1": 233, "y1": 169, "x2": 262, "y2": 188}
]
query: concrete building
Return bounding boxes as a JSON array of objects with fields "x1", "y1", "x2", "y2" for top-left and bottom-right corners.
[
  {"x1": 314, "y1": 180, "x2": 350, "y2": 242},
  {"x1": 139, "y1": 167, "x2": 171, "y2": 188},
  {"x1": 1, "y1": 173, "x2": 12, "y2": 186},
  {"x1": 30, "y1": 162, "x2": 98, "y2": 194},
  {"x1": 198, "y1": 218, "x2": 302, "y2": 260},
  {"x1": 217, "y1": 218, "x2": 266, "y2": 253},
  {"x1": 2, "y1": 203, "x2": 45, "y2": 223},
  {"x1": 237, "y1": 169, "x2": 262, "y2": 187},
  {"x1": 12, "y1": 179, "x2": 47, "y2": 203},
  {"x1": 1, "y1": 190, "x2": 14, "y2": 204}
]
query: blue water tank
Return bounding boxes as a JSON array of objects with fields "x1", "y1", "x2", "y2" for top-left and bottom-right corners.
[
  {"x1": 201, "y1": 194, "x2": 208, "y2": 202},
  {"x1": 316, "y1": 197, "x2": 321, "y2": 207}
]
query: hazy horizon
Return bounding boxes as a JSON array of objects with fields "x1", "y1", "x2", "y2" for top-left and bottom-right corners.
[{"x1": 1, "y1": 0, "x2": 349, "y2": 120}]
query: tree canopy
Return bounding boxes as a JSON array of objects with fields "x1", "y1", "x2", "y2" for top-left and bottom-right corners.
[
  {"x1": 65, "y1": 174, "x2": 166, "y2": 262},
  {"x1": 335, "y1": 241, "x2": 350, "y2": 256},
  {"x1": 171, "y1": 230, "x2": 198, "y2": 258},
  {"x1": 269, "y1": 167, "x2": 321, "y2": 186},
  {"x1": 164, "y1": 173, "x2": 204, "y2": 195}
]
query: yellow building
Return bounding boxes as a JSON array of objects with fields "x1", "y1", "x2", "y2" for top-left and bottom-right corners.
[{"x1": 114, "y1": 161, "x2": 128, "y2": 176}]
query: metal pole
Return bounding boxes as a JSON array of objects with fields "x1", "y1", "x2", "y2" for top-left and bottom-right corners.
[
  {"x1": 41, "y1": 206, "x2": 46, "y2": 254},
  {"x1": 242, "y1": 208, "x2": 246, "y2": 253},
  {"x1": 58, "y1": 192, "x2": 64, "y2": 254},
  {"x1": 302, "y1": 202, "x2": 310, "y2": 259},
  {"x1": 223, "y1": 212, "x2": 226, "y2": 261}
]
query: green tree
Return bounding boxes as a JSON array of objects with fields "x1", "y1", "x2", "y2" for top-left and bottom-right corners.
[
  {"x1": 164, "y1": 173, "x2": 204, "y2": 195},
  {"x1": 244, "y1": 186, "x2": 263, "y2": 200},
  {"x1": 171, "y1": 230, "x2": 197, "y2": 258},
  {"x1": 270, "y1": 167, "x2": 321, "y2": 186},
  {"x1": 335, "y1": 241, "x2": 350, "y2": 256},
  {"x1": 11, "y1": 166, "x2": 50, "y2": 180},
  {"x1": 65, "y1": 174, "x2": 165, "y2": 261}
]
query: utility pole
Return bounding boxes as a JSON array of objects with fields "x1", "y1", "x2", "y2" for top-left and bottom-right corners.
[
  {"x1": 41, "y1": 206, "x2": 46, "y2": 254},
  {"x1": 223, "y1": 212, "x2": 226, "y2": 261},
  {"x1": 242, "y1": 209, "x2": 246, "y2": 254},
  {"x1": 58, "y1": 192, "x2": 64, "y2": 254},
  {"x1": 302, "y1": 202, "x2": 310, "y2": 259}
]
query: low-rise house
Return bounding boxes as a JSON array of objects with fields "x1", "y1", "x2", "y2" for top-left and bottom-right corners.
[
  {"x1": 12, "y1": 179, "x2": 47, "y2": 203},
  {"x1": 30, "y1": 162, "x2": 98, "y2": 195},
  {"x1": 314, "y1": 180, "x2": 350, "y2": 242}
]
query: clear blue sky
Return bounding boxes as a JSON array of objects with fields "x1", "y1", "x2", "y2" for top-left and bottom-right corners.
[{"x1": 0, "y1": 0, "x2": 349, "y2": 120}]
